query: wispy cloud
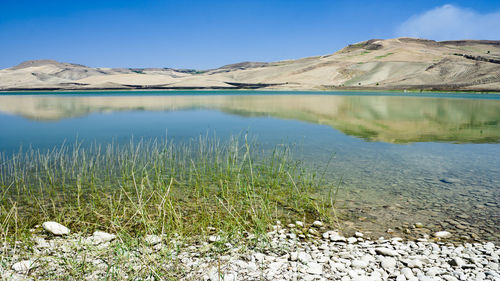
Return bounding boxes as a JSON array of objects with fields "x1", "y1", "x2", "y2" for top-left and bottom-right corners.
[{"x1": 396, "y1": 4, "x2": 500, "y2": 41}]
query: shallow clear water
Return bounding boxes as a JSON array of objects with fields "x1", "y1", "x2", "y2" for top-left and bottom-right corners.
[{"x1": 1, "y1": 91, "x2": 499, "y2": 241}]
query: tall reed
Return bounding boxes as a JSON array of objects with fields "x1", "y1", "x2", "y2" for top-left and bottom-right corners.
[{"x1": 0, "y1": 135, "x2": 337, "y2": 241}]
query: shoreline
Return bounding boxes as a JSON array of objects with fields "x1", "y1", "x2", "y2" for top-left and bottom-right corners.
[
  {"x1": 1, "y1": 88, "x2": 500, "y2": 95},
  {"x1": 2, "y1": 221, "x2": 498, "y2": 280}
]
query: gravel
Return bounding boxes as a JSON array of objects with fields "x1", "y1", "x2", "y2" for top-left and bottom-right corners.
[{"x1": 1, "y1": 222, "x2": 499, "y2": 280}]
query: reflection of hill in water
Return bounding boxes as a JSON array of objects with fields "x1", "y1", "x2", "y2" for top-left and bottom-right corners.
[{"x1": 0, "y1": 94, "x2": 499, "y2": 144}]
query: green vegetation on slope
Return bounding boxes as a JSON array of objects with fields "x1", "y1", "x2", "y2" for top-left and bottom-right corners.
[{"x1": 375, "y1": 52, "x2": 394, "y2": 59}]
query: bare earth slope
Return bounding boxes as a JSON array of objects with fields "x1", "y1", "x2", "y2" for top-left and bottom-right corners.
[{"x1": 1, "y1": 38, "x2": 499, "y2": 91}]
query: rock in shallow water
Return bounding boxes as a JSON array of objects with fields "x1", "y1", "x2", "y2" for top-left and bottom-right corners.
[
  {"x1": 439, "y1": 178, "x2": 461, "y2": 184},
  {"x1": 434, "y1": 231, "x2": 452, "y2": 239},
  {"x1": 42, "y1": 221, "x2": 70, "y2": 235}
]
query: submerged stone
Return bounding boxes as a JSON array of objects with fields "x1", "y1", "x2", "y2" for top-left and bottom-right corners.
[
  {"x1": 439, "y1": 178, "x2": 461, "y2": 184},
  {"x1": 434, "y1": 231, "x2": 452, "y2": 239}
]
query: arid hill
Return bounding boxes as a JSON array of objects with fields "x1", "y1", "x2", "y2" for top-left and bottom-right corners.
[{"x1": 1, "y1": 38, "x2": 499, "y2": 92}]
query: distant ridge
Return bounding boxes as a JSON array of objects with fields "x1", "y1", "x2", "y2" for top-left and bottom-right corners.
[
  {"x1": 10, "y1": 60, "x2": 88, "y2": 70},
  {"x1": 1, "y1": 37, "x2": 499, "y2": 92}
]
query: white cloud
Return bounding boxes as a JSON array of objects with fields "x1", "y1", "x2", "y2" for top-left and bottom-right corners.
[{"x1": 396, "y1": 4, "x2": 500, "y2": 41}]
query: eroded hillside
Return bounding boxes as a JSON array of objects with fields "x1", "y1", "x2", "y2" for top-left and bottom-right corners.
[{"x1": 1, "y1": 38, "x2": 499, "y2": 91}]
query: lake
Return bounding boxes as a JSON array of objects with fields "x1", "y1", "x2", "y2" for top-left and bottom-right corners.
[{"x1": 0, "y1": 91, "x2": 499, "y2": 241}]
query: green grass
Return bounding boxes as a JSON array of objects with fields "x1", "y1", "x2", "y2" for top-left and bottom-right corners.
[
  {"x1": 349, "y1": 43, "x2": 365, "y2": 48},
  {"x1": 375, "y1": 52, "x2": 394, "y2": 59},
  {"x1": 0, "y1": 135, "x2": 337, "y2": 243}
]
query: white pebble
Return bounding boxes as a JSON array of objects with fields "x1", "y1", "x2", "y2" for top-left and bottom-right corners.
[
  {"x1": 433, "y1": 231, "x2": 452, "y2": 239},
  {"x1": 42, "y1": 221, "x2": 70, "y2": 235},
  {"x1": 12, "y1": 260, "x2": 34, "y2": 273},
  {"x1": 312, "y1": 221, "x2": 323, "y2": 227}
]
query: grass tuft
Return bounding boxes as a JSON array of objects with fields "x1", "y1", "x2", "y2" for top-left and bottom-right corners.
[{"x1": 0, "y1": 135, "x2": 337, "y2": 242}]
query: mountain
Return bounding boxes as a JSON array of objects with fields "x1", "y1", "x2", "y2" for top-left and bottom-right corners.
[{"x1": 1, "y1": 38, "x2": 499, "y2": 92}]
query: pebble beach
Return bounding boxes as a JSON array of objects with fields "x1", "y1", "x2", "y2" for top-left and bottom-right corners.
[{"x1": 2, "y1": 221, "x2": 499, "y2": 280}]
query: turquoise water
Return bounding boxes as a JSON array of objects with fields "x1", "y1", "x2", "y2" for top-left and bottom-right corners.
[{"x1": 0, "y1": 91, "x2": 499, "y2": 241}]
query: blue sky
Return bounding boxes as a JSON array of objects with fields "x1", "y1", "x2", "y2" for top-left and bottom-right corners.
[{"x1": 1, "y1": 0, "x2": 499, "y2": 69}]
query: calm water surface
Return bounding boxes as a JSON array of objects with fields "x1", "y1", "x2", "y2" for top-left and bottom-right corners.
[{"x1": 1, "y1": 91, "x2": 499, "y2": 241}]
